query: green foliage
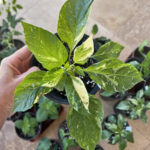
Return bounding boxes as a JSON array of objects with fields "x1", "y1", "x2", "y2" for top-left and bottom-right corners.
[
  {"x1": 59, "y1": 128, "x2": 77, "y2": 150},
  {"x1": 102, "y1": 114, "x2": 134, "y2": 150},
  {"x1": 37, "y1": 138, "x2": 51, "y2": 150},
  {"x1": 92, "y1": 41, "x2": 124, "y2": 61},
  {"x1": 116, "y1": 89, "x2": 150, "y2": 123},
  {"x1": 92, "y1": 24, "x2": 98, "y2": 35},
  {"x1": 15, "y1": 112, "x2": 38, "y2": 137},
  {"x1": 36, "y1": 96, "x2": 60, "y2": 122},
  {"x1": 14, "y1": 0, "x2": 143, "y2": 149},
  {"x1": 0, "y1": 0, "x2": 23, "y2": 60}
]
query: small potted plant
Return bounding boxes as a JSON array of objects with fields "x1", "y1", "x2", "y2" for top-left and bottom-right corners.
[
  {"x1": 102, "y1": 114, "x2": 134, "y2": 150},
  {"x1": 37, "y1": 138, "x2": 63, "y2": 150},
  {"x1": 15, "y1": 112, "x2": 41, "y2": 141},
  {"x1": 58, "y1": 120, "x2": 79, "y2": 150},
  {"x1": 13, "y1": 0, "x2": 142, "y2": 149},
  {"x1": 0, "y1": 0, "x2": 24, "y2": 60},
  {"x1": 114, "y1": 89, "x2": 150, "y2": 123},
  {"x1": 36, "y1": 96, "x2": 61, "y2": 123}
]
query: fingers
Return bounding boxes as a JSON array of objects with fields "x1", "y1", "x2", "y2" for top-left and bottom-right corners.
[
  {"x1": 15, "y1": 66, "x2": 40, "y2": 85},
  {"x1": 10, "y1": 46, "x2": 32, "y2": 61}
]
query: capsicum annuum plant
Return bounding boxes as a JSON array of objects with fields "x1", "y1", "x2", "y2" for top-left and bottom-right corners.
[{"x1": 13, "y1": 0, "x2": 142, "y2": 149}]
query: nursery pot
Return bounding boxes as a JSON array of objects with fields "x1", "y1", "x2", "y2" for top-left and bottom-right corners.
[
  {"x1": 32, "y1": 34, "x2": 101, "y2": 104},
  {"x1": 7, "y1": 112, "x2": 23, "y2": 122},
  {"x1": 134, "y1": 46, "x2": 150, "y2": 62},
  {"x1": 15, "y1": 112, "x2": 42, "y2": 141}
]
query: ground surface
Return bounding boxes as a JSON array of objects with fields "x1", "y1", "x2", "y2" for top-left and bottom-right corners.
[{"x1": 1, "y1": 0, "x2": 150, "y2": 150}]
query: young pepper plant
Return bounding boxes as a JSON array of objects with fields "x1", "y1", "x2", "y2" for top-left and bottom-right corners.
[{"x1": 13, "y1": 0, "x2": 142, "y2": 149}]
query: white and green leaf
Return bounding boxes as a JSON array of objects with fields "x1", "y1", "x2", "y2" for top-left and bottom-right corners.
[
  {"x1": 57, "y1": 0, "x2": 93, "y2": 51},
  {"x1": 67, "y1": 95, "x2": 104, "y2": 150},
  {"x1": 85, "y1": 59, "x2": 143, "y2": 93},
  {"x1": 92, "y1": 41, "x2": 124, "y2": 61},
  {"x1": 22, "y1": 21, "x2": 68, "y2": 70},
  {"x1": 73, "y1": 36, "x2": 94, "y2": 65}
]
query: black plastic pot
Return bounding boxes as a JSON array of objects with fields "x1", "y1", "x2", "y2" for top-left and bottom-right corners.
[
  {"x1": 7, "y1": 112, "x2": 23, "y2": 122},
  {"x1": 15, "y1": 112, "x2": 42, "y2": 141},
  {"x1": 134, "y1": 46, "x2": 150, "y2": 62},
  {"x1": 32, "y1": 34, "x2": 101, "y2": 104}
]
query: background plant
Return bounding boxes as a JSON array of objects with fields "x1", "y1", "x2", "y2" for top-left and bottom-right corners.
[
  {"x1": 36, "y1": 138, "x2": 52, "y2": 150},
  {"x1": 116, "y1": 89, "x2": 150, "y2": 123},
  {"x1": 102, "y1": 114, "x2": 134, "y2": 150},
  {"x1": 13, "y1": 0, "x2": 142, "y2": 149},
  {"x1": 0, "y1": 0, "x2": 23, "y2": 59},
  {"x1": 15, "y1": 112, "x2": 38, "y2": 137},
  {"x1": 59, "y1": 128, "x2": 78, "y2": 150},
  {"x1": 36, "y1": 96, "x2": 60, "y2": 122}
]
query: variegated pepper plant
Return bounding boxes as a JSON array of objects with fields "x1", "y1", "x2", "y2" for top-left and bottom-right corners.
[{"x1": 13, "y1": 0, "x2": 142, "y2": 149}]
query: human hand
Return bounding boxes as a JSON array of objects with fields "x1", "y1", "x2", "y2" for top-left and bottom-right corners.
[{"x1": 0, "y1": 46, "x2": 39, "y2": 128}]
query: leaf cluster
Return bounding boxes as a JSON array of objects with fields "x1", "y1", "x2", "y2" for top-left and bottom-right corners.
[
  {"x1": 36, "y1": 96, "x2": 60, "y2": 122},
  {"x1": 0, "y1": 0, "x2": 23, "y2": 59},
  {"x1": 13, "y1": 0, "x2": 142, "y2": 149},
  {"x1": 15, "y1": 112, "x2": 38, "y2": 137},
  {"x1": 102, "y1": 114, "x2": 134, "y2": 150},
  {"x1": 116, "y1": 89, "x2": 150, "y2": 123}
]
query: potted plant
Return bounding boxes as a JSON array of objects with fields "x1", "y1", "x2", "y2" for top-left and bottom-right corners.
[
  {"x1": 0, "y1": 0, "x2": 24, "y2": 60},
  {"x1": 36, "y1": 96, "x2": 61, "y2": 123},
  {"x1": 114, "y1": 89, "x2": 150, "y2": 123},
  {"x1": 15, "y1": 112, "x2": 41, "y2": 141},
  {"x1": 37, "y1": 138, "x2": 62, "y2": 150},
  {"x1": 13, "y1": 0, "x2": 142, "y2": 149},
  {"x1": 58, "y1": 120, "x2": 79, "y2": 150},
  {"x1": 102, "y1": 114, "x2": 134, "y2": 150}
]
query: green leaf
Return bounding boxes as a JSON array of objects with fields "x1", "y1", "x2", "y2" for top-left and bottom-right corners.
[
  {"x1": 36, "y1": 109, "x2": 48, "y2": 122},
  {"x1": 37, "y1": 138, "x2": 51, "y2": 150},
  {"x1": 75, "y1": 66, "x2": 85, "y2": 76},
  {"x1": 104, "y1": 123, "x2": 118, "y2": 133},
  {"x1": 65, "y1": 77, "x2": 86, "y2": 113},
  {"x1": 92, "y1": 41, "x2": 124, "y2": 61},
  {"x1": 42, "y1": 69, "x2": 64, "y2": 88},
  {"x1": 22, "y1": 22, "x2": 68, "y2": 70},
  {"x1": 119, "y1": 138, "x2": 127, "y2": 150},
  {"x1": 57, "y1": 0, "x2": 93, "y2": 51},
  {"x1": 73, "y1": 36, "x2": 94, "y2": 65},
  {"x1": 67, "y1": 95, "x2": 104, "y2": 150},
  {"x1": 112, "y1": 135, "x2": 120, "y2": 145},
  {"x1": 16, "y1": 4, "x2": 23, "y2": 9},
  {"x1": 14, "y1": 71, "x2": 51, "y2": 112},
  {"x1": 130, "y1": 99, "x2": 138, "y2": 106},
  {"x1": 92, "y1": 24, "x2": 98, "y2": 35},
  {"x1": 140, "y1": 52, "x2": 150, "y2": 78},
  {"x1": 13, "y1": 0, "x2": 16, "y2": 4},
  {"x1": 136, "y1": 89, "x2": 144, "y2": 99},
  {"x1": 102, "y1": 130, "x2": 112, "y2": 140},
  {"x1": 85, "y1": 59, "x2": 143, "y2": 93},
  {"x1": 146, "y1": 102, "x2": 150, "y2": 109},
  {"x1": 117, "y1": 114, "x2": 126, "y2": 129},
  {"x1": 126, "y1": 132, "x2": 134, "y2": 143},
  {"x1": 71, "y1": 76, "x2": 89, "y2": 110},
  {"x1": 116, "y1": 101, "x2": 131, "y2": 110}
]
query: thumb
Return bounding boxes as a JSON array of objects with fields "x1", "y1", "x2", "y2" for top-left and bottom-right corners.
[{"x1": 15, "y1": 66, "x2": 40, "y2": 85}]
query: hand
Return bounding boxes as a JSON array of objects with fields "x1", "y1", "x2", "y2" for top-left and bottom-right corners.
[{"x1": 0, "y1": 46, "x2": 39, "y2": 128}]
